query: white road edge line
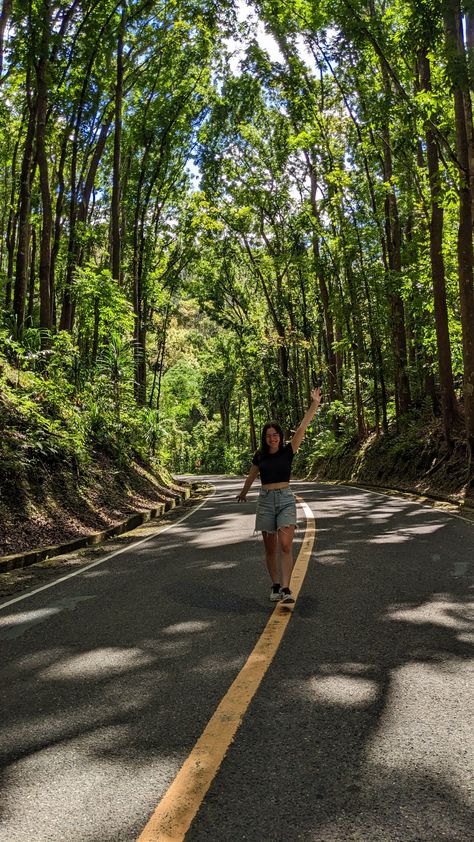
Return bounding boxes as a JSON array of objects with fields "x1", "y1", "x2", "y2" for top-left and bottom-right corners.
[{"x1": 0, "y1": 488, "x2": 215, "y2": 613}]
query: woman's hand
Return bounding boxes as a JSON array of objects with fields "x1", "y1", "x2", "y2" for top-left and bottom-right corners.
[
  {"x1": 310, "y1": 386, "x2": 322, "y2": 405},
  {"x1": 236, "y1": 492, "x2": 247, "y2": 502}
]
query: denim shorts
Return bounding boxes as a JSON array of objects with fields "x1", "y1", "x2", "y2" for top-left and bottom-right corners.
[{"x1": 255, "y1": 488, "x2": 297, "y2": 533}]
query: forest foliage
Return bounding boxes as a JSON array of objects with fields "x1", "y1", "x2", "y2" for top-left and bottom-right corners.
[{"x1": 1, "y1": 0, "x2": 474, "y2": 488}]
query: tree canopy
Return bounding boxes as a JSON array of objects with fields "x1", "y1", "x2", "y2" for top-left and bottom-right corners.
[{"x1": 1, "y1": 0, "x2": 474, "y2": 481}]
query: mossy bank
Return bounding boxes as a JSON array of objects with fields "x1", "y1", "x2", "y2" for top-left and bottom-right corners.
[{"x1": 307, "y1": 422, "x2": 473, "y2": 510}]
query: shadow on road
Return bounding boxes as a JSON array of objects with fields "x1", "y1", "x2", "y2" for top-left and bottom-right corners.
[
  {"x1": 0, "y1": 481, "x2": 473, "y2": 841},
  {"x1": 187, "y1": 484, "x2": 474, "y2": 841}
]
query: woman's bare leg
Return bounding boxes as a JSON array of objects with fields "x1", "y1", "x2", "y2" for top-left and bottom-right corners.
[
  {"x1": 278, "y1": 525, "x2": 295, "y2": 589},
  {"x1": 262, "y1": 531, "x2": 279, "y2": 583}
]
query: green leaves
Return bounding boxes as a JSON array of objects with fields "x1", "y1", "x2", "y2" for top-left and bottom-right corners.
[
  {"x1": 74, "y1": 266, "x2": 134, "y2": 341},
  {"x1": 0, "y1": 0, "x2": 473, "y2": 476}
]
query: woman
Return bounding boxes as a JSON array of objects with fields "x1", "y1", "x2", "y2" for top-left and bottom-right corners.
[{"x1": 237, "y1": 387, "x2": 322, "y2": 604}]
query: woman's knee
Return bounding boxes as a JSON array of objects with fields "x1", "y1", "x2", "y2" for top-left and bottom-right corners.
[{"x1": 278, "y1": 526, "x2": 294, "y2": 553}]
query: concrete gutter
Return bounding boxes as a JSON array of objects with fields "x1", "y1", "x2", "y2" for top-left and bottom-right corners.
[{"x1": 0, "y1": 486, "x2": 193, "y2": 575}]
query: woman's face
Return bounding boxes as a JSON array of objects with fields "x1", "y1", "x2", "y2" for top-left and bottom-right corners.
[{"x1": 265, "y1": 426, "x2": 281, "y2": 453}]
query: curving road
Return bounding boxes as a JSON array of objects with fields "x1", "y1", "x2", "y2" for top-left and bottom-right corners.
[{"x1": 0, "y1": 478, "x2": 473, "y2": 841}]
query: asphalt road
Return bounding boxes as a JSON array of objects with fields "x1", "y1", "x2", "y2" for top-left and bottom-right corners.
[{"x1": 0, "y1": 478, "x2": 473, "y2": 842}]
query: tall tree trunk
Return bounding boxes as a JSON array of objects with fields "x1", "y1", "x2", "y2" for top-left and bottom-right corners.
[
  {"x1": 352, "y1": 215, "x2": 384, "y2": 433},
  {"x1": 307, "y1": 156, "x2": 338, "y2": 404},
  {"x1": 246, "y1": 380, "x2": 257, "y2": 452},
  {"x1": 36, "y1": 0, "x2": 52, "y2": 337},
  {"x1": 77, "y1": 117, "x2": 111, "y2": 262},
  {"x1": 462, "y1": 9, "x2": 474, "y2": 226},
  {"x1": 13, "y1": 94, "x2": 37, "y2": 338},
  {"x1": 91, "y1": 296, "x2": 100, "y2": 365},
  {"x1": 50, "y1": 127, "x2": 70, "y2": 328},
  {"x1": 1, "y1": 0, "x2": 15, "y2": 307},
  {"x1": 59, "y1": 116, "x2": 111, "y2": 331},
  {"x1": 111, "y1": 6, "x2": 125, "y2": 281},
  {"x1": 366, "y1": 0, "x2": 410, "y2": 419},
  {"x1": 59, "y1": 15, "x2": 115, "y2": 331},
  {"x1": 345, "y1": 264, "x2": 367, "y2": 439},
  {"x1": 26, "y1": 225, "x2": 36, "y2": 326},
  {"x1": 131, "y1": 133, "x2": 155, "y2": 403},
  {"x1": 59, "y1": 120, "x2": 80, "y2": 331},
  {"x1": 134, "y1": 208, "x2": 149, "y2": 405},
  {"x1": 5, "y1": 126, "x2": 22, "y2": 309},
  {"x1": 150, "y1": 298, "x2": 172, "y2": 411},
  {"x1": 380, "y1": 72, "x2": 411, "y2": 419},
  {"x1": 0, "y1": 0, "x2": 12, "y2": 80},
  {"x1": 418, "y1": 49, "x2": 458, "y2": 442},
  {"x1": 136, "y1": 322, "x2": 147, "y2": 405},
  {"x1": 444, "y1": 0, "x2": 474, "y2": 451}
]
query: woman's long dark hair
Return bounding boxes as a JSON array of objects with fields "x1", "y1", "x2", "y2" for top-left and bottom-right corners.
[{"x1": 260, "y1": 422, "x2": 284, "y2": 454}]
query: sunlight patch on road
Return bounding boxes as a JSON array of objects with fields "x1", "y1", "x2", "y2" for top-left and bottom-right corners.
[
  {"x1": 386, "y1": 597, "x2": 474, "y2": 631},
  {"x1": 39, "y1": 647, "x2": 155, "y2": 680},
  {"x1": 371, "y1": 532, "x2": 411, "y2": 544},
  {"x1": 371, "y1": 522, "x2": 446, "y2": 544},
  {"x1": 162, "y1": 621, "x2": 212, "y2": 635},
  {"x1": 400, "y1": 523, "x2": 446, "y2": 534},
  {"x1": 367, "y1": 513, "x2": 393, "y2": 522},
  {"x1": 315, "y1": 549, "x2": 347, "y2": 565},
  {"x1": 0, "y1": 607, "x2": 61, "y2": 640},
  {"x1": 297, "y1": 675, "x2": 379, "y2": 707},
  {"x1": 318, "y1": 661, "x2": 376, "y2": 675},
  {"x1": 0, "y1": 607, "x2": 60, "y2": 627},
  {"x1": 204, "y1": 562, "x2": 238, "y2": 570}
]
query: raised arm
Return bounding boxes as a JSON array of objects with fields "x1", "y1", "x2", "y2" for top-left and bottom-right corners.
[
  {"x1": 291, "y1": 387, "x2": 322, "y2": 453},
  {"x1": 236, "y1": 463, "x2": 260, "y2": 502}
]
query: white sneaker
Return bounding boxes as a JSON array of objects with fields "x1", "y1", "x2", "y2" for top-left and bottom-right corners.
[
  {"x1": 280, "y1": 588, "x2": 295, "y2": 604},
  {"x1": 270, "y1": 584, "x2": 282, "y2": 601}
]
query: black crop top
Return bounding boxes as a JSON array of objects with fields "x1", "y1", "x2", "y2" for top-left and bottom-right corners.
[{"x1": 252, "y1": 442, "x2": 294, "y2": 485}]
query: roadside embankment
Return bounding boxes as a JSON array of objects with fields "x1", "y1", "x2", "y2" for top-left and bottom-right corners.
[
  {"x1": 0, "y1": 453, "x2": 197, "y2": 573},
  {"x1": 308, "y1": 426, "x2": 474, "y2": 513}
]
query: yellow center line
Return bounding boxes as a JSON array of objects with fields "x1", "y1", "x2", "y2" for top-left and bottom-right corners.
[{"x1": 136, "y1": 496, "x2": 316, "y2": 842}]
